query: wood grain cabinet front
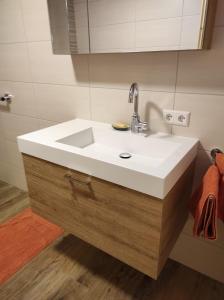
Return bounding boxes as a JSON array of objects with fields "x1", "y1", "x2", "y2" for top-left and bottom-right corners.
[{"x1": 22, "y1": 154, "x2": 194, "y2": 279}]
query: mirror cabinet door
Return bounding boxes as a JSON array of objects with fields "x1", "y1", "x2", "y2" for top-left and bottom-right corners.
[
  {"x1": 48, "y1": 0, "x2": 90, "y2": 54},
  {"x1": 48, "y1": 0, "x2": 216, "y2": 54}
]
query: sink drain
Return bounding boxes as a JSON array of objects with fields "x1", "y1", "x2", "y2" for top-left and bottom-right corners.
[{"x1": 119, "y1": 152, "x2": 132, "y2": 159}]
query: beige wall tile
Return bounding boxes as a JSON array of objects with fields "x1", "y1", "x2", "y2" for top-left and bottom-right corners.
[
  {"x1": 139, "y1": 91, "x2": 174, "y2": 133},
  {"x1": 0, "y1": 126, "x2": 6, "y2": 140},
  {"x1": 90, "y1": 23, "x2": 135, "y2": 53},
  {"x1": 21, "y1": 0, "x2": 51, "y2": 42},
  {"x1": 0, "y1": 138, "x2": 7, "y2": 162},
  {"x1": 180, "y1": 15, "x2": 201, "y2": 49},
  {"x1": 183, "y1": 0, "x2": 204, "y2": 16},
  {"x1": 89, "y1": 52, "x2": 178, "y2": 91},
  {"x1": 191, "y1": 149, "x2": 212, "y2": 191},
  {"x1": 34, "y1": 84, "x2": 91, "y2": 122},
  {"x1": 0, "y1": 139, "x2": 25, "y2": 184},
  {"x1": 0, "y1": 0, "x2": 26, "y2": 43},
  {"x1": 215, "y1": 0, "x2": 224, "y2": 27},
  {"x1": 173, "y1": 93, "x2": 224, "y2": 150},
  {"x1": 37, "y1": 119, "x2": 57, "y2": 129},
  {"x1": 176, "y1": 27, "x2": 224, "y2": 94},
  {"x1": 4, "y1": 140, "x2": 24, "y2": 169},
  {"x1": 0, "y1": 43, "x2": 30, "y2": 82},
  {"x1": 170, "y1": 232, "x2": 224, "y2": 283},
  {"x1": 0, "y1": 112, "x2": 39, "y2": 142},
  {"x1": 136, "y1": 18, "x2": 182, "y2": 49},
  {"x1": 90, "y1": 88, "x2": 132, "y2": 123},
  {"x1": 0, "y1": 161, "x2": 27, "y2": 190},
  {"x1": 136, "y1": 0, "x2": 183, "y2": 20},
  {"x1": 0, "y1": 81, "x2": 36, "y2": 117},
  {"x1": 28, "y1": 41, "x2": 89, "y2": 85},
  {"x1": 0, "y1": 137, "x2": 28, "y2": 172},
  {"x1": 89, "y1": 0, "x2": 135, "y2": 27}
]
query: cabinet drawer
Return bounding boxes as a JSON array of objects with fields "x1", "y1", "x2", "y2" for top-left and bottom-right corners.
[{"x1": 23, "y1": 154, "x2": 193, "y2": 279}]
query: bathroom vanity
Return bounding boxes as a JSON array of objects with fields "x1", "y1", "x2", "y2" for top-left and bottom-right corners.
[{"x1": 18, "y1": 119, "x2": 198, "y2": 279}]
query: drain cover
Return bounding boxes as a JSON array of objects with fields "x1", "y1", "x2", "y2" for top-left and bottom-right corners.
[{"x1": 119, "y1": 152, "x2": 132, "y2": 159}]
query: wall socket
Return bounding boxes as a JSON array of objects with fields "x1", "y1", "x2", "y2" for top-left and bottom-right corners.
[{"x1": 163, "y1": 109, "x2": 191, "y2": 127}]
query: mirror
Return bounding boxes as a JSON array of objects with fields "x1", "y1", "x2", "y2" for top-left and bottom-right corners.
[
  {"x1": 48, "y1": 0, "x2": 89, "y2": 54},
  {"x1": 47, "y1": 0, "x2": 216, "y2": 55}
]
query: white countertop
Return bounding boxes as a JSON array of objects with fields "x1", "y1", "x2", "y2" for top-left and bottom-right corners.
[{"x1": 17, "y1": 119, "x2": 199, "y2": 199}]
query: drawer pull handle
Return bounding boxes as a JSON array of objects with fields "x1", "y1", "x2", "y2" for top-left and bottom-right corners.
[
  {"x1": 64, "y1": 174, "x2": 91, "y2": 186},
  {"x1": 64, "y1": 173, "x2": 95, "y2": 199}
]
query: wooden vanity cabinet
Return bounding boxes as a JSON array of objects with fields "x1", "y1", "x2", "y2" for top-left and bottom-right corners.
[{"x1": 22, "y1": 154, "x2": 194, "y2": 279}]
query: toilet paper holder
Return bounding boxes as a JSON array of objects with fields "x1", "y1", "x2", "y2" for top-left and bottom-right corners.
[{"x1": 0, "y1": 93, "x2": 14, "y2": 103}]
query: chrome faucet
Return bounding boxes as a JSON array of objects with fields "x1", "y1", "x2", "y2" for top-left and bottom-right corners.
[{"x1": 128, "y1": 83, "x2": 148, "y2": 133}]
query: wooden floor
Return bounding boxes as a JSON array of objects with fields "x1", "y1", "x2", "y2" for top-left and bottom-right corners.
[{"x1": 0, "y1": 180, "x2": 224, "y2": 300}]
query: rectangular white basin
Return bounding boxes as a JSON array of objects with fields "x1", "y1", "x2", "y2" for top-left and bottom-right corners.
[{"x1": 17, "y1": 119, "x2": 199, "y2": 199}]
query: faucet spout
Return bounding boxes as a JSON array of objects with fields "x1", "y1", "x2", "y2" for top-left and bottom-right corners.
[
  {"x1": 128, "y1": 82, "x2": 149, "y2": 134},
  {"x1": 128, "y1": 83, "x2": 139, "y2": 115}
]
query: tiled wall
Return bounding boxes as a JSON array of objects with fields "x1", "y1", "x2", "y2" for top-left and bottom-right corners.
[{"x1": 0, "y1": 0, "x2": 224, "y2": 283}]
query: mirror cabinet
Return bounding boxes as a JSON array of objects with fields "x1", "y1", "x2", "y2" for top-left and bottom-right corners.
[{"x1": 47, "y1": 0, "x2": 217, "y2": 54}]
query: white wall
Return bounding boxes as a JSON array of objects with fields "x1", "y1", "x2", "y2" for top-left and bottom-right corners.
[{"x1": 0, "y1": 0, "x2": 223, "y2": 283}]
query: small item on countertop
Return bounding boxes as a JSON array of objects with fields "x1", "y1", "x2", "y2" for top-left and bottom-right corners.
[{"x1": 112, "y1": 122, "x2": 130, "y2": 131}]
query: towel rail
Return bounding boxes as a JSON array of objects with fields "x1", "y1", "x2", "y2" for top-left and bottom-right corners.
[{"x1": 211, "y1": 148, "x2": 223, "y2": 161}]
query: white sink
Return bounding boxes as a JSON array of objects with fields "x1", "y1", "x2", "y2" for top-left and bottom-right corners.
[{"x1": 17, "y1": 119, "x2": 199, "y2": 199}]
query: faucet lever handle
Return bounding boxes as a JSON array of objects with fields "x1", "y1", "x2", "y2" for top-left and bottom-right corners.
[{"x1": 139, "y1": 121, "x2": 149, "y2": 131}]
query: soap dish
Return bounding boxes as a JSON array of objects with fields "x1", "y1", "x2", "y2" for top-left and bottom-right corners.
[{"x1": 112, "y1": 122, "x2": 130, "y2": 131}]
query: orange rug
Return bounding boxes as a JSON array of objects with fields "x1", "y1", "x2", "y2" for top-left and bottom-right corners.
[{"x1": 0, "y1": 208, "x2": 63, "y2": 285}]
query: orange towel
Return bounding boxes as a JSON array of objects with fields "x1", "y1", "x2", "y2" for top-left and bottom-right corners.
[
  {"x1": 216, "y1": 153, "x2": 224, "y2": 222},
  {"x1": 0, "y1": 208, "x2": 63, "y2": 285},
  {"x1": 190, "y1": 165, "x2": 219, "y2": 240}
]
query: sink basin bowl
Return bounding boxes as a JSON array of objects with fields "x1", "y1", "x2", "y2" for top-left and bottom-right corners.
[
  {"x1": 57, "y1": 127, "x2": 182, "y2": 168},
  {"x1": 17, "y1": 119, "x2": 198, "y2": 199}
]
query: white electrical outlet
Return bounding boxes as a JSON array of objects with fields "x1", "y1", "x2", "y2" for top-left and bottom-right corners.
[
  {"x1": 163, "y1": 109, "x2": 191, "y2": 127},
  {"x1": 163, "y1": 109, "x2": 174, "y2": 124}
]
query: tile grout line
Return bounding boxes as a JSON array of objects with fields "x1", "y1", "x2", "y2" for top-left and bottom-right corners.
[
  {"x1": 17, "y1": 0, "x2": 41, "y2": 125},
  {"x1": 85, "y1": 54, "x2": 93, "y2": 121},
  {"x1": 0, "y1": 24, "x2": 223, "y2": 46},
  {"x1": 171, "y1": 50, "x2": 180, "y2": 135},
  {"x1": 1, "y1": 79, "x2": 224, "y2": 97},
  {"x1": 173, "y1": 51, "x2": 181, "y2": 109},
  {"x1": 173, "y1": 0, "x2": 184, "y2": 112}
]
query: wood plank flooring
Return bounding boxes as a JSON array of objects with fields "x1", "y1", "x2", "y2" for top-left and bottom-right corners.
[
  {"x1": 0, "y1": 180, "x2": 29, "y2": 223},
  {"x1": 0, "y1": 180, "x2": 224, "y2": 300}
]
